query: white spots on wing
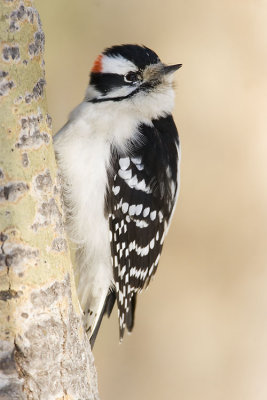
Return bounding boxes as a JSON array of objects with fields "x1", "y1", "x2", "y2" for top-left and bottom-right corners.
[
  {"x1": 132, "y1": 243, "x2": 151, "y2": 258},
  {"x1": 122, "y1": 202, "x2": 129, "y2": 213},
  {"x1": 115, "y1": 219, "x2": 127, "y2": 236},
  {"x1": 119, "y1": 290, "x2": 124, "y2": 304},
  {"x1": 150, "y1": 238, "x2": 155, "y2": 249},
  {"x1": 143, "y1": 207, "x2": 150, "y2": 217},
  {"x1": 118, "y1": 286, "x2": 126, "y2": 304},
  {"x1": 160, "y1": 230, "x2": 166, "y2": 245},
  {"x1": 137, "y1": 268, "x2": 142, "y2": 279},
  {"x1": 119, "y1": 157, "x2": 130, "y2": 170},
  {"x1": 122, "y1": 203, "x2": 143, "y2": 222},
  {"x1": 119, "y1": 265, "x2": 126, "y2": 278},
  {"x1": 149, "y1": 263, "x2": 155, "y2": 277},
  {"x1": 131, "y1": 155, "x2": 144, "y2": 171},
  {"x1": 130, "y1": 267, "x2": 141, "y2": 278},
  {"x1": 135, "y1": 178, "x2": 150, "y2": 192},
  {"x1": 135, "y1": 219, "x2": 149, "y2": 228},
  {"x1": 141, "y1": 245, "x2": 149, "y2": 257},
  {"x1": 136, "y1": 267, "x2": 148, "y2": 282},
  {"x1": 109, "y1": 230, "x2": 113, "y2": 242},
  {"x1": 143, "y1": 268, "x2": 148, "y2": 280},
  {"x1": 118, "y1": 168, "x2": 132, "y2": 180},
  {"x1": 130, "y1": 266, "x2": 149, "y2": 281},
  {"x1": 129, "y1": 240, "x2": 136, "y2": 251},
  {"x1": 136, "y1": 164, "x2": 144, "y2": 171},
  {"x1": 131, "y1": 156, "x2": 142, "y2": 165},
  {"x1": 122, "y1": 173, "x2": 151, "y2": 193},
  {"x1": 112, "y1": 185, "x2": 120, "y2": 195},
  {"x1": 136, "y1": 246, "x2": 141, "y2": 256},
  {"x1": 129, "y1": 205, "x2": 136, "y2": 216},
  {"x1": 114, "y1": 256, "x2": 119, "y2": 267},
  {"x1": 128, "y1": 204, "x2": 143, "y2": 217},
  {"x1": 155, "y1": 254, "x2": 160, "y2": 266},
  {"x1": 117, "y1": 198, "x2": 123, "y2": 210},
  {"x1": 156, "y1": 231, "x2": 159, "y2": 241},
  {"x1": 166, "y1": 166, "x2": 172, "y2": 179},
  {"x1": 135, "y1": 204, "x2": 143, "y2": 215},
  {"x1": 150, "y1": 211, "x2": 156, "y2": 221},
  {"x1": 117, "y1": 156, "x2": 151, "y2": 193},
  {"x1": 127, "y1": 174, "x2": 138, "y2": 188},
  {"x1": 159, "y1": 210, "x2": 163, "y2": 223}
]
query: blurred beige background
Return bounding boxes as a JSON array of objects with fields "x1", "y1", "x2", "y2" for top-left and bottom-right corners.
[{"x1": 35, "y1": 0, "x2": 267, "y2": 399}]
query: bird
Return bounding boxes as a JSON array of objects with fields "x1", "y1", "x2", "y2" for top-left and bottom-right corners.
[{"x1": 53, "y1": 44, "x2": 181, "y2": 347}]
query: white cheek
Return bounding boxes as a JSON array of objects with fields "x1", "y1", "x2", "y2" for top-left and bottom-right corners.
[
  {"x1": 164, "y1": 73, "x2": 175, "y2": 85},
  {"x1": 132, "y1": 84, "x2": 175, "y2": 120}
]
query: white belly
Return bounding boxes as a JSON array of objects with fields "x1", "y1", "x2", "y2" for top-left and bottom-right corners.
[{"x1": 54, "y1": 125, "x2": 113, "y2": 333}]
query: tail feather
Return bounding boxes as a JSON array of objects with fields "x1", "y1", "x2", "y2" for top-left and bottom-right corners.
[
  {"x1": 90, "y1": 290, "x2": 116, "y2": 348},
  {"x1": 125, "y1": 293, "x2": 137, "y2": 333}
]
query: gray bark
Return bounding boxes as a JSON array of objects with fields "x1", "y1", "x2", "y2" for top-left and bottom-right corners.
[{"x1": 0, "y1": 1, "x2": 99, "y2": 399}]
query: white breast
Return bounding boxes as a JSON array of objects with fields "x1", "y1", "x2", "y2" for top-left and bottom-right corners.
[{"x1": 54, "y1": 122, "x2": 110, "y2": 262}]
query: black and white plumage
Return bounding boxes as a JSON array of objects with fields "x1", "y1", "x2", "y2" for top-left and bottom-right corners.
[{"x1": 53, "y1": 44, "x2": 181, "y2": 345}]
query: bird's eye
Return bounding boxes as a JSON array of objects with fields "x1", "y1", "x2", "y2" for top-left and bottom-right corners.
[{"x1": 124, "y1": 71, "x2": 140, "y2": 83}]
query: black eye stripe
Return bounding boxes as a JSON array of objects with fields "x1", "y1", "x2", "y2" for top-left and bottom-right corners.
[
  {"x1": 90, "y1": 72, "x2": 129, "y2": 94},
  {"x1": 124, "y1": 71, "x2": 140, "y2": 83}
]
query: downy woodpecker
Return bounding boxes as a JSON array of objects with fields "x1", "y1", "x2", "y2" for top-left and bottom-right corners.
[{"x1": 53, "y1": 44, "x2": 181, "y2": 346}]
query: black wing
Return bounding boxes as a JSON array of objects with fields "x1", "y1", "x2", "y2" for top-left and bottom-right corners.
[{"x1": 106, "y1": 114, "x2": 180, "y2": 339}]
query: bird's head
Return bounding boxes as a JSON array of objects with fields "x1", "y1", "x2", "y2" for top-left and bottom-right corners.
[{"x1": 85, "y1": 44, "x2": 182, "y2": 106}]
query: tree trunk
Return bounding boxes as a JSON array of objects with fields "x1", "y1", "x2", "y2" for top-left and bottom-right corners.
[{"x1": 0, "y1": 1, "x2": 99, "y2": 399}]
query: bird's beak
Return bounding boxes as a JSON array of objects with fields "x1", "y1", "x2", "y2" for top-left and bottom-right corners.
[
  {"x1": 142, "y1": 63, "x2": 182, "y2": 88},
  {"x1": 162, "y1": 64, "x2": 182, "y2": 75}
]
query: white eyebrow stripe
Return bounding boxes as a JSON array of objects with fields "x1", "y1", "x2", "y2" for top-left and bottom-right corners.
[{"x1": 101, "y1": 55, "x2": 138, "y2": 75}]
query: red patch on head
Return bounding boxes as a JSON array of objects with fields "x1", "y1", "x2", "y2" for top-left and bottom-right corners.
[{"x1": 91, "y1": 54, "x2": 103, "y2": 73}]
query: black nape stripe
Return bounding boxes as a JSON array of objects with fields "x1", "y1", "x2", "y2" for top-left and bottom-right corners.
[{"x1": 87, "y1": 80, "x2": 156, "y2": 103}]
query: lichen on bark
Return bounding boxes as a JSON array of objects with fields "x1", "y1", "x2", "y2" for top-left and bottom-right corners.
[{"x1": 0, "y1": 1, "x2": 99, "y2": 399}]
